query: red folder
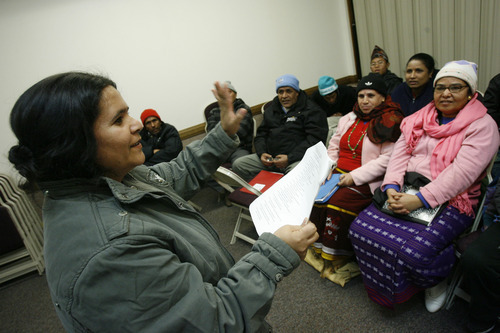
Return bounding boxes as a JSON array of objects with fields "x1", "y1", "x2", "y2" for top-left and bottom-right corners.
[{"x1": 240, "y1": 170, "x2": 283, "y2": 194}]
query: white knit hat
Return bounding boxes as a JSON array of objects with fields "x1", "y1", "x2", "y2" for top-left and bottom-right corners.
[{"x1": 433, "y1": 60, "x2": 478, "y2": 94}]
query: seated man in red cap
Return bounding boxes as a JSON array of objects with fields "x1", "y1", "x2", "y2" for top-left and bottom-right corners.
[{"x1": 139, "y1": 109, "x2": 183, "y2": 166}]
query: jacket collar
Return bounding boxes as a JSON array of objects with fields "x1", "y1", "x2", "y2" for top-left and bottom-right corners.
[{"x1": 40, "y1": 169, "x2": 166, "y2": 204}]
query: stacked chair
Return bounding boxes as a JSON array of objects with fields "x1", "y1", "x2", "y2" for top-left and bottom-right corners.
[{"x1": 0, "y1": 174, "x2": 44, "y2": 284}]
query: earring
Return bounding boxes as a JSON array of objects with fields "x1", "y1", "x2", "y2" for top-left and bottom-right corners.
[{"x1": 468, "y1": 95, "x2": 472, "y2": 100}]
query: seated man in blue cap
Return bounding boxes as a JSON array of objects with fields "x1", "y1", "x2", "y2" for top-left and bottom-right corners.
[
  {"x1": 232, "y1": 74, "x2": 328, "y2": 181},
  {"x1": 309, "y1": 75, "x2": 357, "y2": 145}
]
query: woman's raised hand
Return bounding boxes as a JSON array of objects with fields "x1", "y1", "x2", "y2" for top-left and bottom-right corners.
[{"x1": 212, "y1": 81, "x2": 247, "y2": 136}]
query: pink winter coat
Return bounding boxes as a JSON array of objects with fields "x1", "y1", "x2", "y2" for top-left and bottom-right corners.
[
  {"x1": 382, "y1": 110, "x2": 499, "y2": 210},
  {"x1": 327, "y1": 112, "x2": 397, "y2": 194}
]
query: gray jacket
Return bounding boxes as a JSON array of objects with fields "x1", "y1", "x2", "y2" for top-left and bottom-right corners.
[{"x1": 41, "y1": 124, "x2": 300, "y2": 332}]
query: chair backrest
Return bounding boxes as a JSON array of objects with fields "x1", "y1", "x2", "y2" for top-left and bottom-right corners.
[
  {"x1": 470, "y1": 156, "x2": 496, "y2": 232},
  {"x1": 204, "y1": 101, "x2": 219, "y2": 133},
  {"x1": 261, "y1": 101, "x2": 272, "y2": 114},
  {"x1": 252, "y1": 117, "x2": 258, "y2": 141},
  {"x1": 212, "y1": 167, "x2": 262, "y2": 196}
]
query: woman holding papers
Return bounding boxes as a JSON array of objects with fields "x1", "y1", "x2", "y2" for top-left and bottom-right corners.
[
  {"x1": 8, "y1": 72, "x2": 318, "y2": 332},
  {"x1": 306, "y1": 73, "x2": 403, "y2": 285},
  {"x1": 349, "y1": 61, "x2": 500, "y2": 312}
]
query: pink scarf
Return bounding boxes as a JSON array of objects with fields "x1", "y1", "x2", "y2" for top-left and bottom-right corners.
[{"x1": 400, "y1": 94, "x2": 486, "y2": 215}]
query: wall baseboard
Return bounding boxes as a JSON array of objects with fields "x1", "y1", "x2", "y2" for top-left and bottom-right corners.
[{"x1": 179, "y1": 74, "x2": 358, "y2": 141}]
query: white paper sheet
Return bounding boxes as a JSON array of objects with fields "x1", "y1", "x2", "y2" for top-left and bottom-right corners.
[{"x1": 249, "y1": 142, "x2": 333, "y2": 235}]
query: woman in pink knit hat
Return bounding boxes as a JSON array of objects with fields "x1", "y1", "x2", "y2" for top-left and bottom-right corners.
[{"x1": 350, "y1": 60, "x2": 500, "y2": 313}]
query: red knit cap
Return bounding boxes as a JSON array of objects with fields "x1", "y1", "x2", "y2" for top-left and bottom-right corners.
[{"x1": 140, "y1": 109, "x2": 161, "y2": 125}]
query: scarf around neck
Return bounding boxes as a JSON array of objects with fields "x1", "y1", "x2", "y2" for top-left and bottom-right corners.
[
  {"x1": 352, "y1": 95, "x2": 404, "y2": 144},
  {"x1": 400, "y1": 94, "x2": 486, "y2": 215}
]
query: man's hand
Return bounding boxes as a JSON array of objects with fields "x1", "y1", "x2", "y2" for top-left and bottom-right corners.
[
  {"x1": 273, "y1": 154, "x2": 289, "y2": 169},
  {"x1": 212, "y1": 81, "x2": 246, "y2": 136},
  {"x1": 261, "y1": 153, "x2": 274, "y2": 166}
]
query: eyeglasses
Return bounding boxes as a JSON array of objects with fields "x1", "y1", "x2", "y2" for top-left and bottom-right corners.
[
  {"x1": 434, "y1": 85, "x2": 468, "y2": 94},
  {"x1": 370, "y1": 60, "x2": 385, "y2": 66}
]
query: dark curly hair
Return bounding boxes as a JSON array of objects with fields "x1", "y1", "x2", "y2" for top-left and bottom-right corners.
[{"x1": 8, "y1": 72, "x2": 116, "y2": 190}]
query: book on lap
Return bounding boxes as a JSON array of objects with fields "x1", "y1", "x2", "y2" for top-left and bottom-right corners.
[
  {"x1": 315, "y1": 173, "x2": 341, "y2": 203},
  {"x1": 381, "y1": 184, "x2": 444, "y2": 226}
]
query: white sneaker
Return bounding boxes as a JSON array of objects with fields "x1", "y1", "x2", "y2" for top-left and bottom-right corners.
[{"x1": 425, "y1": 280, "x2": 447, "y2": 313}]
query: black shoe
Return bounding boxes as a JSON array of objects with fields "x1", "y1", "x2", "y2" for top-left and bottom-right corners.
[{"x1": 466, "y1": 318, "x2": 496, "y2": 333}]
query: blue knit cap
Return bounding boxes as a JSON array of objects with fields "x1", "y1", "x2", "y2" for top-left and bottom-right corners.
[
  {"x1": 276, "y1": 74, "x2": 300, "y2": 92},
  {"x1": 318, "y1": 76, "x2": 339, "y2": 96}
]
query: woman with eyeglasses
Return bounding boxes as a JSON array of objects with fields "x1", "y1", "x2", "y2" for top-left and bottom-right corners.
[
  {"x1": 369, "y1": 45, "x2": 402, "y2": 94},
  {"x1": 349, "y1": 61, "x2": 499, "y2": 313},
  {"x1": 391, "y1": 53, "x2": 437, "y2": 117}
]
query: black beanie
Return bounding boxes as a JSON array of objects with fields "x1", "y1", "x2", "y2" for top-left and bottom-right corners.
[{"x1": 356, "y1": 73, "x2": 387, "y2": 97}]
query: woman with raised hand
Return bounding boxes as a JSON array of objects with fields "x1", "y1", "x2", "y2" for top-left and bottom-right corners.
[
  {"x1": 349, "y1": 60, "x2": 500, "y2": 313},
  {"x1": 391, "y1": 53, "x2": 437, "y2": 117},
  {"x1": 8, "y1": 72, "x2": 318, "y2": 332},
  {"x1": 306, "y1": 73, "x2": 403, "y2": 285}
]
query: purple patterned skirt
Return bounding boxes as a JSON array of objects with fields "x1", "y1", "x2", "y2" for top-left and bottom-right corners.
[{"x1": 349, "y1": 203, "x2": 473, "y2": 308}]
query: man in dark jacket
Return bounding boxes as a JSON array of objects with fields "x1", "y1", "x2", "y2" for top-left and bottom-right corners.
[
  {"x1": 309, "y1": 75, "x2": 356, "y2": 117},
  {"x1": 139, "y1": 109, "x2": 183, "y2": 166},
  {"x1": 206, "y1": 81, "x2": 253, "y2": 164},
  {"x1": 309, "y1": 75, "x2": 357, "y2": 145},
  {"x1": 232, "y1": 74, "x2": 328, "y2": 180},
  {"x1": 484, "y1": 73, "x2": 500, "y2": 128},
  {"x1": 461, "y1": 175, "x2": 500, "y2": 333}
]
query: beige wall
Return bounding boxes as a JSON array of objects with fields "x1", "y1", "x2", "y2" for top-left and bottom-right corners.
[{"x1": 0, "y1": 0, "x2": 356, "y2": 177}]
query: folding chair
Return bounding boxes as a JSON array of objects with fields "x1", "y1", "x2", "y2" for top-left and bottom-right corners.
[
  {"x1": 212, "y1": 167, "x2": 282, "y2": 245},
  {"x1": 445, "y1": 157, "x2": 495, "y2": 309},
  {"x1": 204, "y1": 101, "x2": 219, "y2": 133},
  {"x1": 260, "y1": 101, "x2": 272, "y2": 114}
]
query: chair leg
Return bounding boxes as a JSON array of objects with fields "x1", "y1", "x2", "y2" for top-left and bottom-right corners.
[
  {"x1": 230, "y1": 208, "x2": 244, "y2": 245},
  {"x1": 188, "y1": 200, "x2": 202, "y2": 212},
  {"x1": 230, "y1": 208, "x2": 257, "y2": 245},
  {"x1": 446, "y1": 273, "x2": 471, "y2": 310},
  {"x1": 445, "y1": 268, "x2": 462, "y2": 310}
]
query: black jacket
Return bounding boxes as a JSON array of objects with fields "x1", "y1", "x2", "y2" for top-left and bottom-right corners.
[
  {"x1": 140, "y1": 122, "x2": 183, "y2": 166},
  {"x1": 309, "y1": 85, "x2": 357, "y2": 117},
  {"x1": 206, "y1": 98, "x2": 254, "y2": 152},
  {"x1": 254, "y1": 90, "x2": 328, "y2": 164},
  {"x1": 484, "y1": 73, "x2": 500, "y2": 128},
  {"x1": 382, "y1": 70, "x2": 403, "y2": 95}
]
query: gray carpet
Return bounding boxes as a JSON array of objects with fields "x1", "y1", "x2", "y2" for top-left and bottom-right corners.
[{"x1": 0, "y1": 185, "x2": 494, "y2": 332}]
